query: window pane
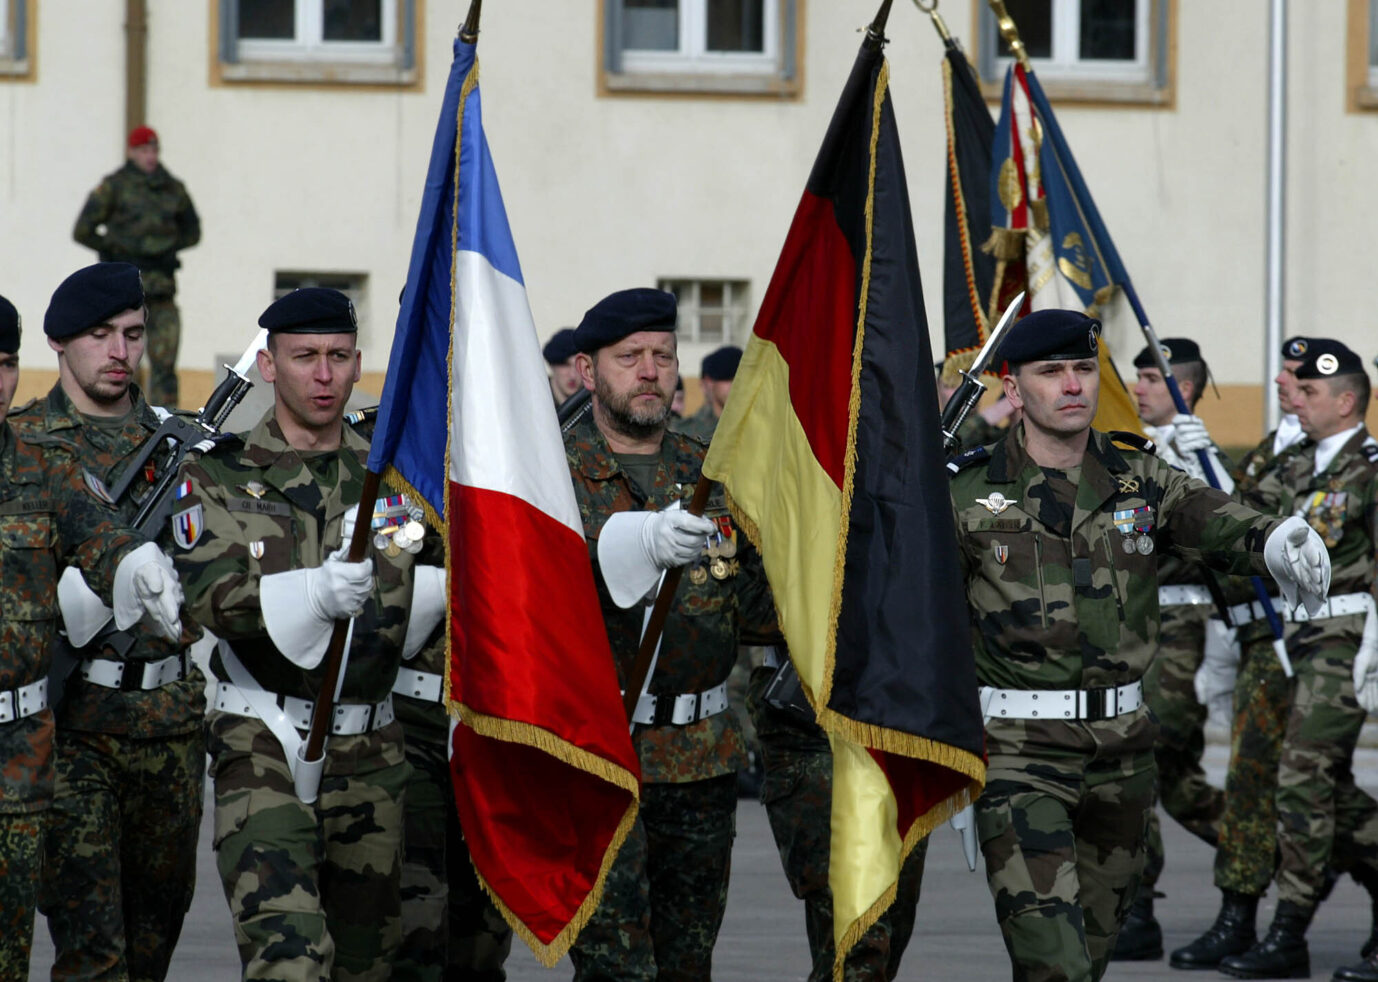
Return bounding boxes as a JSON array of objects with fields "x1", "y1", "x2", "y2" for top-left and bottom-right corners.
[
  {"x1": 624, "y1": 0, "x2": 679, "y2": 51},
  {"x1": 706, "y1": 0, "x2": 764, "y2": 53},
  {"x1": 1079, "y1": 0, "x2": 1136, "y2": 61},
  {"x1": 999, "y1": 0, "x2": 1051, "y2": 59},
  {"x1": 1371, "y1": 0, "x2": 1378, "y2": 67},
  {"x1": 239, "y1": 0, "x2": 295, "y2": 40},
  {"x1": 700, "y1": 282, "x2": 725, "y2": 308},
  {"x1": 698, "y1": 313, "x2": 724, "y2": 342},
  {"x1": 324, "y1": 0, "x2": 383, "y2": 42}
]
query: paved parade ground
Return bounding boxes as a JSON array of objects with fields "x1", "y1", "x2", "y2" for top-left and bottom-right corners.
[{"x1": 28, "y1": 745, "x2": 1378, "y2": 981}]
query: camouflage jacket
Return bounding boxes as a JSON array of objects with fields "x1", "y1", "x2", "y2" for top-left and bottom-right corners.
[
  {"x1": 172, "y1": 410, "x2": 420, "y2": 705},
  {"x1": 670, "y1": 403, "x2": 718, "y2": 443},
  {"x1": 564, "y1": 412, "x2": 779, "y2": 783},
  {"x1": 0, "y1": 422, "x2": 142, "y2": 813},
  {"x1": 9, "y1": 384, "x2": 205, "y2": 737},
  {"x1": 73, "y1": 161, "x2": 200, "y2": 297},
  {"x1": 1234, "y1": 426, "x2": 1378, "y2": 649},
  {"x1": 950, "y1": 425, "x2": 1278, "y2": 695}
]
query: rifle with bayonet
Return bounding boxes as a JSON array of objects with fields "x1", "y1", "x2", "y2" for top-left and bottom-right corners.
[
  {"x1": 940, "y1": 290, "x2": 1025, "y2": 453},
  {"x1": 49, "y1": 330, "x2": 270, "y2": 702}
]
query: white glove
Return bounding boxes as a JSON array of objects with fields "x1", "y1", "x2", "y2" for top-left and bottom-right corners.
[
  {"x1": 306, "y1": 548, "x2": 375, "y2": 621},
  {"x1": 1171, "y1": 414, "x2": 1213, "y2": 454},
  {"x1": 1264, "y1": 516, "x2": 1331, "y2": 616},
  {"x1": 1195, "y1": 617, "x2": 1240, "y2": 718},
  {"x1": 642, "y1": 508, "x2": 716, "y2": 569},
  {"x1": 112, "y1": 542, "x2": 183, "y2": 642},
  {"x1": 1353, "y1": 609, "x2": 1378, "y2": 712}
]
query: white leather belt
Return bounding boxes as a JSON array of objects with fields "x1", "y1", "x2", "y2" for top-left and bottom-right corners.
[
  {"x1": 1228, "y1": 592, "x2": 1374, "y2": 626},
  {"x1": 81, "y1": 652, "x2": 190, "y2": 691},
  {"x1": 392, "y1": 669, "x2": 443, "y2": 704},
  {"x1": 980, "y1": 680, "x2": 1144, "y2": 722},
  {"x1": 630, "y1": 681, "x2": 730, "y2": 727},
  {"x1": 760, "y1": 646, "x2": 782, "y2": 670},
  {"x1": 0, "y1": 679, "x2": 48, "y2": 724},
  {"x1": 1158, "y1": 585, "x2": 1213, "y2": 607},
  {"x1": 213, "y1": 681, "x2": 395, "y2": 736}
]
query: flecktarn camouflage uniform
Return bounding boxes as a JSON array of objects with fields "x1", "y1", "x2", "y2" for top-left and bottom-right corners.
[
  {"x1": 0, "y1": 422, "x2": 141, "y2": 979},
  {"x1": 73, "y1": 161, "x2": 200, "y2": 408},
  {"x1": 564, "y1": 411, "x2": 778, "y2": 982},
  {"x1": 11, "y1": 384, "x2": 207, "y2": 982},
  {"x1": 949, "y1": 425, "x2": 1277, "y2": 982},
  {"x1": 172, "y1": 411, "x2": 418, "y2": 982}
]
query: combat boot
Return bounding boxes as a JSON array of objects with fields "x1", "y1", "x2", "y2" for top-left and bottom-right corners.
[
  {"x1": 1217, "y1": 900, "x2": 1313, "y2": 979},
  {"x1": 1334, "y1": 949, "x2": 1378, "y2": 982},
  {"x1": 1110, "y1": 891, "x2": 1163, "y2": 961},
  {"x1": 1352, "y1": 865, "x2": 1378, "y2": 959},
  {"x1": 1169, "y1": 889, "x2": 1259, "y2": 969}
]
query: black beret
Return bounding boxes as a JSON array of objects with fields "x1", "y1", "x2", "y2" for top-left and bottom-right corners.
[
  {"x1": 573, "y1": 288, "x2": 676, "y2": 354},
  {"x1": 1282, "y1": 336, "x2": 1310, "y2": 360},
  {"x1": 542, "y1": 328, "x2": 578, "y2": 365},
  {"x1": 1294, "y1": 339, "x2": 1367, "y2": 380},
  {"x1": 1133, "y1": 337, "x2": 1202, "y2": 369},
  {"x1": 701, "y1": 346, "x2": 743, "y2": 381},
  {"x1": 0, "y1": 294, "x2": 19, "y2": 354},
  {"x1": 259, "y1": 287, "x2": 358, "y2": 334},
  {"x1": 45, "y1": 262, "x2": 145, "y2": 341},
  {"x1": 999, "y1": 309, "x2": 1101, "y2": 369}
]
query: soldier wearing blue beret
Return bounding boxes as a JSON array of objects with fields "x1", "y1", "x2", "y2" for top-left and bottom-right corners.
[
  {"x1": 543, "y1": 327, "x2": 581, "y2": 404},
  {"x1": 674, "y1": 345, "x2": 742, "y2": 444}
]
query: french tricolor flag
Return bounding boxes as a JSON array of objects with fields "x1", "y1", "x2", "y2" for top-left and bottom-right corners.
[{"x1": 366, "y1": 27, "x2": 639, "y2": 964}]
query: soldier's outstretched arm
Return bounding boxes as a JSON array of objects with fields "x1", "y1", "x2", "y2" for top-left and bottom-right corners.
[{"x1": 1155, "y1": 461, "x2": 1281, "y2": 578}]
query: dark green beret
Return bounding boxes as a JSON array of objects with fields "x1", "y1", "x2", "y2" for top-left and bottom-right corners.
[
  {"x1": 45, "y1": 263, "x2": 145, "y2": 341},
  {"x1": 573, "y1": 289, "x2": 676, "y2": 354},
  {"x1": 999, "y1": 309, "x2": 1101, "y2": 369},
  {"x1": 1133, "y1": 337, "x2": 1202, "y2": 369},
  {"x1": 259, "y1": 288, "x2": 358, "y2": 334},
  {"x1": 0, "y1": 294, "x2": 19, "y2": 354},
  {"x1": 1294, "y1": 339, "x2": 1366, "y2": 380}
]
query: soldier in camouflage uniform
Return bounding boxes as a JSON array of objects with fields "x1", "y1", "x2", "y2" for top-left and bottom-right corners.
[
  {"x1": 73, "y1": 126, "x2": 200, "y2": 408},
  {"x1": 1109, "y1": 337, "x2": 1234, "y2": 961},
  {"x1": 1197, "y1": 341, "x2": 1378, "y2": 980},
  {"x1": 563, "y1": 290, "x2": 778, "y2": 982},
  {"x1": 171, "y1": 289, "x2": 443, "y2": 982},
  {"x1": 746, "y1": 657, "x2": 927, "y2": 981},
  {"x1": 948, "y1": 309, "x2": 1323, "y2": 982},
  {"x1": 8, "y1": 263, "x2": 207, "y2": 981},
  {"x1": 0, "y1": 289, "x2": 185, "y2": 981},
  {"x1": 1168, "y1": 337, "x2": 1331, "y2": 972}
]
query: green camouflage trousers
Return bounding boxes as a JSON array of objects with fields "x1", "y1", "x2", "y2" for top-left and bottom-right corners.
[
  {"x1": 747, "y1": 666, "x2": 926, "y2": 981},
  {"x1": 1274, "y1": 620, "x2": 1378, "y2": 908},
  {"x1": 38, "y1": 728, "x2": 205, "y2": 982},
  {"x1": 569, "y1": 774, "x2": 737, "y2": 982},
  {"x1": 976, "y1": 715, "x2": 1157, "y2": 982},
  {"x1": 207, "y1": 712, "x2": 407, "y2": 982},
  {"x1": 143, "y1": 296, "x2": 181, "y2": 409},
  {"x1": 1141, "y1": 604, "x2": 1222, "y2": 889},
  {"x1": 395, "y1": 730, "x2": 511, "y2": 982},
  {"x1": 0, "y1": 810, "x2": 43, "y2": 980}
]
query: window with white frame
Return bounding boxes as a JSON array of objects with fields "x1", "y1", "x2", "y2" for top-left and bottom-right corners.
[
  {"x1": 977, "y1": 0, "x2": 1172, "y2": 101},
  {"x1": 0, "y1": 0, "x2": 29, "y2": 71},
  {"x1": 604, "y1": 0, "x2": 800, "y2": 96},
  {"x1": 659, "y1": 279, "x2": 750, "y2": 345},
  {"x1": 236, "y1": 0, "x2": 396, "y2": 64}
]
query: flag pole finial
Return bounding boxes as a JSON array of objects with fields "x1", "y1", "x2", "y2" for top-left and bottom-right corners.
[
  {"x1": 987, "y1": 0, "x2": 1031, "y2": 69},
  {"x1": 911, "y1": 0, "x2": 954, "y2": 47},
  {"x1": 864, "y1": 0, "x2": 895, "y2": 48},
  {"x1": 459, "y1": 0, "x2": 482, "y2": 43}
]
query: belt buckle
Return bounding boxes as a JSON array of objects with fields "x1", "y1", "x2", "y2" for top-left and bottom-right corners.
[
  {"x1": 1082, "y1": 688, "x2": 1114, "y2": 722},
  {"x1": 651, "y1": 694, "x2": 675, "y2": 727}
]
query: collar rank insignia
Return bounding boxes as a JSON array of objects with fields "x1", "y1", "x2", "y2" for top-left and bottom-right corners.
[
  {"x1": 238, "y1": 481, "x2": 267, "y2": 500},
  {"x1": 1117, "y1": 476, "x2": 1141, "y2": 494},
  {"x1": 976, "y1": 492, "x2": 1016, "y2": 515}
]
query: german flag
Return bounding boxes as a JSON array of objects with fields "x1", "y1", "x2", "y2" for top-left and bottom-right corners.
[{"x1": 701, "y1": 19, "x2": 985, "y2": 976}]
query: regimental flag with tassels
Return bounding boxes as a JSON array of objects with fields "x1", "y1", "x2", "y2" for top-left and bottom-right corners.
[
  {"x1": 365, "y1": 30, "x2": 639, "y2": 964},
  {"x1": 940, "y1": 41, "x2": 997, "y2": 385},
  {"x1": 987, "y1": 61, "x2": 1143, "y2": 434},
  {"x1": 701, "y1": 32, "x2": 985, "y2": 979}
]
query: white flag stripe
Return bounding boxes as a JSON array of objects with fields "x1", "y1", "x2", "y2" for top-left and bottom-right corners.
[{"x1": 450, "y1": 248, "x2": 584, "y2": 538}]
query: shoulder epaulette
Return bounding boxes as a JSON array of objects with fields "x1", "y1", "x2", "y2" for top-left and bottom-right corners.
[
  {"x1": 345, "y1": 406, "x2": 379, "y2": 428},
  {"x1": 946, "y1": 445, "x2": 990, "y2": 476},
  {"x1": 19, "y1": 431, "x2": 80, "y2": 454},
  {"x1": 1109, "y1": 431, "x2": 1157, "y2": 456},
  {"x1": 187, "y1": 431, "x2": 243, "y2": 458},
  {"x1": 1362, "y1": 438, "x2": 1378, "y2": 464}
]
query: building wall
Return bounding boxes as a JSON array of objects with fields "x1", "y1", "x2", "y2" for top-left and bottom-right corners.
[{"x1": 0, "y1": 1, "x2": 1373, "y2": 444}]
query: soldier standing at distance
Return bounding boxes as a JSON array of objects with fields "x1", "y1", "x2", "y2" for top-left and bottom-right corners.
[
  {"x1": 0, "y1": 289, "x2": 185, "y2": 980},
  {"x1": 1230, "y1": 337, "x2": 1312, "y2": 490},
  {"x1": 171, "y1": 289, "x2": 443, "y2": 981},
  {"x1": 563, "y1": 289, "x2": 779, "y2": 982},
  {"x1": 1108, "y1": 337, "x2": 1233, "y2": 961},
  {"x1": 8, "y1": 263, "x2": 206, "y2": 981},
  {"x1": 544, "y1": 327, "x2": 581, "y2": 405},
  {"x1": 73, "y1": 125, "x2": 200, "y2": 408},
  {"x1": 673, "y1": 344, "x2": 741, "y2": 443},
  {"x1": 947, "y1": 309, "x2": 1328, "y2": 982}
]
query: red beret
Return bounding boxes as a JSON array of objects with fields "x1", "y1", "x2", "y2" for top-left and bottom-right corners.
[{"x1": 128, "y1": 125, "x2": 158, "y2": 149}]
